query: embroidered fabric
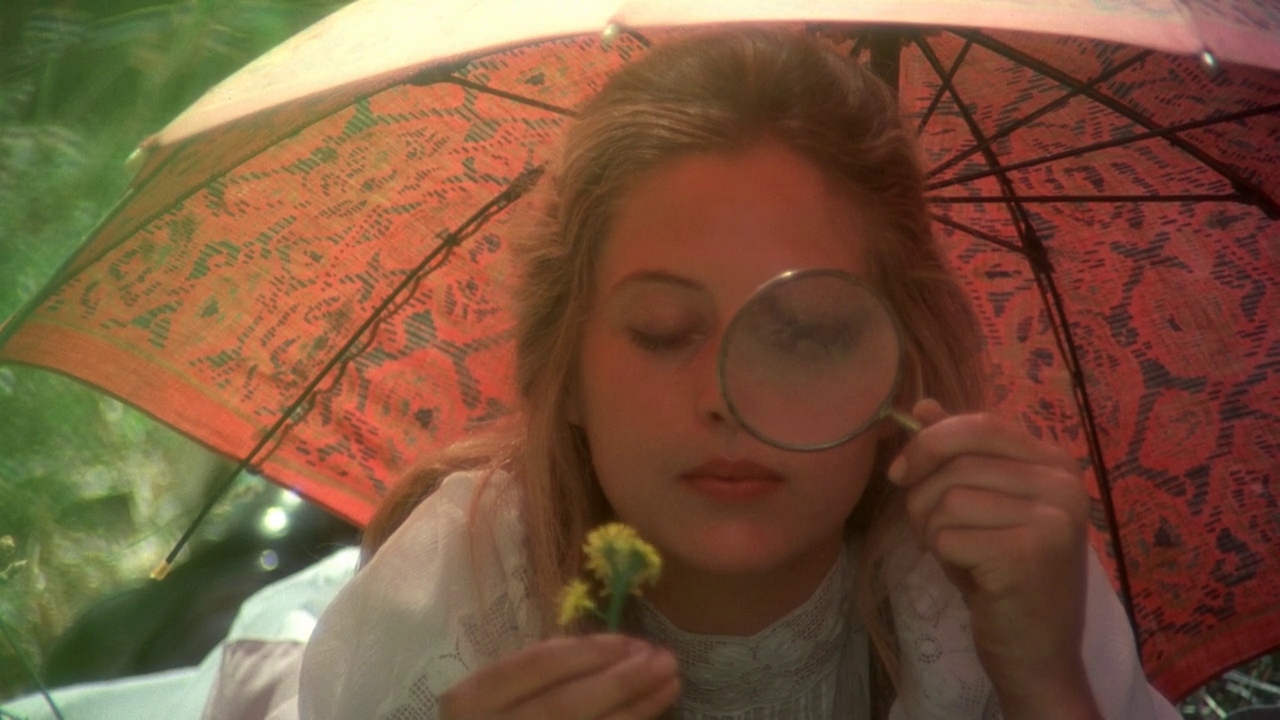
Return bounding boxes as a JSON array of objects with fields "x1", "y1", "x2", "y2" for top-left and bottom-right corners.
[
  {"x1": 632, "y1": 547, "x2": 867, "y2": 718},
  {"x1": 298, "y1": 471, "x2": 542, "y2": 720},
  {"x1": 297, "y1": 471, "x2": 1181, "y2": 720},
  {"x1": 887, "y1": 549, "x2": 1000, "y2": 720}
]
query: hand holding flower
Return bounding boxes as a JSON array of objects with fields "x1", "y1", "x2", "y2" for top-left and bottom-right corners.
[{"x1": 438, "y1": 524, "x2": 676, "y2": 720}]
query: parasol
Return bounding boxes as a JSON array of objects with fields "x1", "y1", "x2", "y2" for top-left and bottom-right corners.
[{"x1": 0, "y1": 0, "x2": 1276, "y2": 701}]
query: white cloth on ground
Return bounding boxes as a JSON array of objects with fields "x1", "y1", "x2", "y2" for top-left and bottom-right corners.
[
  {"x1": 199, "y1": 545, "x2": 358, "y2": 720},
  {"x1": 0, "y1": 546, "x2": 357, "y2": 720}
]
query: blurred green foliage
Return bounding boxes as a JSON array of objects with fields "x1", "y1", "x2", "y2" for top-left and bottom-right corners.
[{"x1": 0, "y1": 0, "x2": 342, "y2": 700}]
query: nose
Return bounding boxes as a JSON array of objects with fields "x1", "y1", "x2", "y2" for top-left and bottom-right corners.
[{"x1": 691, "y1": 339, "x2": 739, "y2": 431}]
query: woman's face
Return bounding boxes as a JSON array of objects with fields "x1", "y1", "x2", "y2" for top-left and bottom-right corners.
[{"x1": 575, "y1": 141, "x2": 886, "y2": 578}]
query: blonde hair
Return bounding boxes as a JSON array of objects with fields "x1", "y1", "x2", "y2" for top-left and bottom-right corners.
[{"x1": 364, "y1": 29, "x2": 985, "y2": 693}]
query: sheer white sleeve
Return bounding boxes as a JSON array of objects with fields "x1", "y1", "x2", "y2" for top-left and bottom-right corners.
[
  {"x1": 297, "y1": 471, "x2": 541, "y2": 720},
  {"x1": 889, "y1": 549, "x2": 994, "y2": 720},
  {"x1": 889, "y1": 547, "x2": 1181, "y2": 720},
  {"x1": 1077, "y1": 548, "x2": 1182, "y2": 720}
]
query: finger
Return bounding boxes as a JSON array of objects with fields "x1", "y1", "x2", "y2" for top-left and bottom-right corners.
[
  {"x1": 932, "y1": 511, "x2": 1084, "y2": 577},
  {"x1": 912, "y1": 484, "x2": 1036, "y2": 551},
  {"x1": 933, "y1": 525, "x2": 1025, "y2": 573},
  {"x1": 911, "y1": 397, "x2": 950, "y2": 426},
  {"x1": 598, "y1": 676, "x2": 681, "y2": 720},
  {"x1": 889, "y1": 404, "x2": 1079, "y2": 488},
  {"x1": 513, "y1": 645, "x2": 678, "y2": 720},
  {"x1": 903, "y1": 456, "x2": 1087, "y2": 547},
  {"x1": 455, "y1": 634, "x2": 637, "y2": 711}
]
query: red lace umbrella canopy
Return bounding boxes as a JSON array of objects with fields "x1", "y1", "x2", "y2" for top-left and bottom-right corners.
[{"x1": 1, "y1": 0, "x2": 1277, "y2": 701}]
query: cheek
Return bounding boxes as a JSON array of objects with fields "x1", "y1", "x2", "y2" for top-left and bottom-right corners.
[
  {"x1": 577, "y1": 336, "x2": 660, "y2": 510},
  {"x1": 800, "y1": 435, "x2": 882, "y2": 511},
  {"x1": 577, "y1": 331, "x2": 671, "y2": 468},
  {"x1": 578, "y1": 328, "x2": 690, "y2": 428},
  {"x1": 580, "y1": 331, "x2": 642, "y2": 418}
]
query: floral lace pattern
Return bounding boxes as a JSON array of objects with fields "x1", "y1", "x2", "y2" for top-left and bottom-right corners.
[{"x1": 633, "y1": 549, "x2": 869, "y2": 719}]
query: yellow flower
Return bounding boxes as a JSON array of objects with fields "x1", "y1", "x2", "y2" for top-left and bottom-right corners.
[
  {"x1": 633, "y1": 541, "x2": 662, "y2": 588},
  {"x1": 583, "y1": 522, "x2": 663, "y2": 596},
  {"x1": 557, "y1": 579, "x2": 597, "y2": 626}
]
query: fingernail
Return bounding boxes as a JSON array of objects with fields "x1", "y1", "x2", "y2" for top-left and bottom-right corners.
[
  {"x1": 627, "y1": 639, "x2": 651, "y2": 656},
  {"x1": 887, "y1": 455, "x2": 906, "y2": 484}
]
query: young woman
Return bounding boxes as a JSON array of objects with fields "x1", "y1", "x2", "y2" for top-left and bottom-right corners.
[{"x1": 296, "y1": 30, "x2": 1180, "y2": 720}]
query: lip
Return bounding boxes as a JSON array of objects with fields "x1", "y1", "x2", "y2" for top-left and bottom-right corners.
[{"x1": 681, "y1": 459, "x2": 784, "y2": 503}]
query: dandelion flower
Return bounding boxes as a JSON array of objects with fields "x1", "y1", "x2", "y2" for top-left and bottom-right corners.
[
  {"x1": 562, "y1": 523, "x2": 663, "y2": 631},
  {"x1": 632, "y1": 541, "x2": 662, "y2": 590},
  {"x1": 557, "y1": 579, "x2": 598, "y2": 627},
  {"x1": 583, "y1": 522, "x2": 662, "y2": 596}
]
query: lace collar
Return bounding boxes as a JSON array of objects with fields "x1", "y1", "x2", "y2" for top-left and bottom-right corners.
[{"x1": 633, "y1": 548, "x2": 862, "y2": 718}]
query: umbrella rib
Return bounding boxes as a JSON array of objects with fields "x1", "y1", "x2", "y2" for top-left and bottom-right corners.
[
  {"x1": 954, "y1": 30, "x2": 1280, "y2": 218},
  {"x1": 914, "y1": 34, "x2": 1139, "y2": 628},
  {"x1": 913, "y1": 36, "x2": 1031, "y2": 246},
  {"x1": 847, "y1": 31, "x2": 868, "y2": 60},
  {"x1": 268, "y1": 167, "x2": 542, "y2": 457},
  {"x1": 154, "y1": 165, "x2": 547, "y2": 573},
  {"x1": 443, "y1": 76, "x2": 578, "y2": 117},
  {"x1": 916, "y1": 37, "x2": 973, "y2": 136},
  {"x1": 868, "y1": 30, "x2": 903, "y2": 94},
  {"x1": 927, "y1": 103, "x2": 1280, "y2": 191},
  {"x1": 925, "y1": 41, "x2": 1153, "y2": 181},
  {"x1": 251, "y1": 242, "x2": 468, "y2": 478},
  {"x1": 928, "y1": 213, "x2": 1029, "y2": 257},
  {"x1": 621, "y1": 27, "x2": 652, "y2": 48},
  {"x1": 930, "y1": 193, "x2": 1244, "y2": 203}
]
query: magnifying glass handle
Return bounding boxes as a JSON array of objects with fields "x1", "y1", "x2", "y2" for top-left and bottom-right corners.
[{"x1": 886, "y1": 408, "x2": 923, "y2": 434}]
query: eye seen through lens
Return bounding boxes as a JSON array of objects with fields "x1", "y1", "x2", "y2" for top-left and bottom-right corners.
[{"x1": 719, "y1": 269, "x2": 904, "y2": 450}]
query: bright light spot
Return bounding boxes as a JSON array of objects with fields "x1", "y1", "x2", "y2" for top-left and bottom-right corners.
[
  {"x1": 279, "y1": 490, "x2": 303, "y2": 508},
  {"x1": 282, "y1": 610, "x2": 316, "y2": 639},
  {"x1": 98, "y1": 397, "x2": 125, "y2": 423},
  {"x1": 258, "y1": 549, "x2": 280, "y2": 571},
  {"x1": 261, "y1": 507, "x2": 289, "y2": 536}
]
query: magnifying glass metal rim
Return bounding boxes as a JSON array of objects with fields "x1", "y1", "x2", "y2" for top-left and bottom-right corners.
[{"x1": 717, "y1": 267, "x2": 910, "y2": 452}]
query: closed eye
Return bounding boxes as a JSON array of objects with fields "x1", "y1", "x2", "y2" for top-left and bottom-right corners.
[
  {"x1": 770, "y1": 319, "x2": 860, "y2": 353},
  {"x1": 629, "y1": 329, "x2": 701, "y2": 353}
]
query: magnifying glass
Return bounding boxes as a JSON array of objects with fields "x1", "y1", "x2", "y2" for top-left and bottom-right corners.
[{"x1": 718, "y1": 268, "x2": 921, "y2": 452}]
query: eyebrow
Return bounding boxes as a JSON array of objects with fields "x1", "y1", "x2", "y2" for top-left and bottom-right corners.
[{"x1": 607, "y1": 269, "x2": 705, "y2": 296}]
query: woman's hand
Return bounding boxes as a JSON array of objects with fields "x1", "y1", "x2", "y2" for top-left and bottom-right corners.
[
  {"x1": 888, "y1": 399, "x2": 1102, "y2": 720},
  {"x1": 440, "y1": 634, "x2": 679, "y2": 720}
]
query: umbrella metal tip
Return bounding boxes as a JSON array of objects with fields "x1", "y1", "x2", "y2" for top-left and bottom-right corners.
[
  {"x1": 125, "y1": 136, "x2": 159, "y2": 176},
  {"x1": 1199, "y1": 50, "x2": 1220, "y2": 76},
  {"x1": 150, "y1": 559, "x2": 172, "y2": 581},
  {"x1": 601, "y1": 23, "x2": 620, "y2": 50}
]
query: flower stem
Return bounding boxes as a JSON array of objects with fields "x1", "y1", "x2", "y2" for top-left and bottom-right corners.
[
  {"x1": 605, "y1": 585, "x2": 626, "y2": 631},
  {"x1": 604, "y1": 551, "x2": 639, "y2": 631}
]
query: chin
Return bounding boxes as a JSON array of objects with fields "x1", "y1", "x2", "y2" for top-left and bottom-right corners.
[{"x1": 659, "y1": 520, "x2": 821, "y2": 577}]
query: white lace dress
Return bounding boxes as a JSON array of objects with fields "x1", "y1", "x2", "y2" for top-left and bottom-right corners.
[{"x1": 297, "y1": 471, "x2": 1180, "y2": 720}]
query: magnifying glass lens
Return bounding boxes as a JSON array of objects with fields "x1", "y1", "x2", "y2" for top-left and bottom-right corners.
[{"x1": 720, "y1": 272, "x2": 902, "y2": 450}]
